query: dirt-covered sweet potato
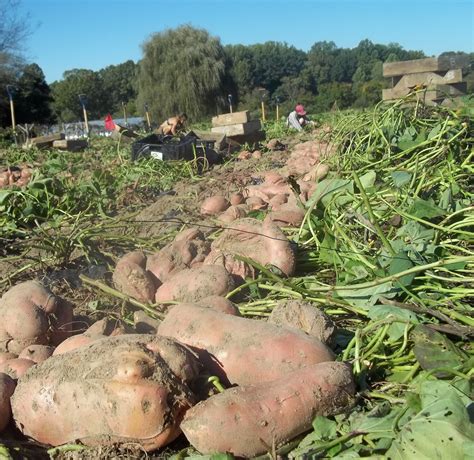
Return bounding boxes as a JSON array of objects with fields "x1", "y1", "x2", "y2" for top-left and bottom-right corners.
[
  {"x1": 12, "y1": 335, "x2": 201, "y2": 451},
  {"x1": 0, "y1": 281, "x2": 72, "y2": 353},
  {"x1": 200, "y1": 196, "x2": 230, "y2": 216},
  {"x1": 197, "y1": 296, "x2": 241, "y2": 316},
  {"x1": 269, "y1": 204, "x2": 306, "y2": 227},
  {"x1": 0, "y1": 358, "x2": 35, "y2": 379},
  {"x1": 146, "y1": 229, "x2": 210, "y2": 283},
  {"x1": 0, "y1": 372, "x2": 16, "y2": 432},
  {"x1": 155, "y1": 265, "x2": 235, "y2": 304},
  {"x1": 229, "y1": 192, "x2": 245, "y2": 206},
  {"x1": 269, "y1": 300, "x2": 336, "y2": 345},
  {"x1": 157, "y1": 304, "x2": 334, "y2": 386},
  {"x1": 112, "y1": 251, "x2": 157, "y2": 303},
  {"x1": 0, "y1": 352, "x2": 17, "y2": 364},
  {"x1": 53, "y1": 318, "x2": 130, "y2": 355},
  {"x1": 181, "y1": 362, "x2": 355, "y2": 457},
  {"x1": 19, "y1": 345, "x2": 55, "y2": 364},
  {"x1": 204, "y1": 217, "x2": 296, "y2": 279},
  {"x1": 218, "y1": 205, "x2": 247, "y2": 223}
]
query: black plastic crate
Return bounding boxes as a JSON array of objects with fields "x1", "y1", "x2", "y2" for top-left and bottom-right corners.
[{"x1": 131, "y1": 134, "x2": 197, "y2": 162}]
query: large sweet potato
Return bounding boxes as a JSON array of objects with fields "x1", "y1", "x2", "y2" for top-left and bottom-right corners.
[
  {"x1": 0, "y1": 281, "x2": 72, "y2": 353},
  {"x1": 155, "y1": 265, "x2": 235, "y2": 304},
  {"x1": 157, "y1": 304, "x2": 334, "y2": 386},
  {"x1": 12, "y1": 335, "x2": 201, "y2": 451},
  {"x1": 181, "y1": 362, "x2": 355, "y2": 457},
  {"x1": 204, "y1": 217, "x2": 296, "y2": 279},
  {"x1": 112, "y1": 251, "x2": 157, "y2": 303},
  {"x1": 146, "y1": 229, "x2": 210, "y2": 283}
]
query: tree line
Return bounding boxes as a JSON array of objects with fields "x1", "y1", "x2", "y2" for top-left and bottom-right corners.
[{"x1": 1, "y1": 18, "x2": 473, "y2": 128}]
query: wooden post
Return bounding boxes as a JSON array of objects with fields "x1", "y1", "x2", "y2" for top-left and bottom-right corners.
[
  {"x1": 276, "y1": 103, "x2": 279, "y2": 121},
  {"x1": 144, "y1": 103, "x2": 151, "y2": 130},
  {"x1": 228, "y1": 94, "x2": 233, "y2": 113},
  {"x1": 122, "y1": 101, "x2": 128, "y2": 126},
  {"x1": 78, "y1": 94, "x2": 89, "y2": 137},
  {"x1": 6, "y1": 85, "x2": 17, "y2": 145},
  {"x1": 261, "y1": 101, "x2": 266, "y2": 122}
]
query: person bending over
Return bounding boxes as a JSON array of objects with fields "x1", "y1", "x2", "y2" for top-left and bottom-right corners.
[
  {"x1": 286, "y1": 104, "x2": 310, "y2": 131},
  {"x1": 157, "y1": 113, "x2": 188, "y2": 136}
]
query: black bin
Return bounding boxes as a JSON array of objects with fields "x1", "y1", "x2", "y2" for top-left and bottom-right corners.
[{"x1": 131, "y1": 134, "x2": 197, "y2": 162}]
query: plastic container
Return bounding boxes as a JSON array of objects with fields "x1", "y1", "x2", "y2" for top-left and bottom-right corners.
[{"x1": 131, "y1": 134, "x2": 196, "y2": 162}]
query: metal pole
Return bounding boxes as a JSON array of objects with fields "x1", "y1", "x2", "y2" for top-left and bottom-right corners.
[
  {"x1": 227, "y1": 94, "x2": 233, "y2": 113},
  {"x1": 261, "y1": 101, "x2": 266, "y2": 122}
]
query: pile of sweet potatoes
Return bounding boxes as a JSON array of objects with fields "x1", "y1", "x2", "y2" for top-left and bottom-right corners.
[
  {"x1": 0, "y1": 278, "x2": 355, "y2": 457},
  {"x1": 0, "y1": 166, "x2": 34, "y2": 188},
  {"x1": 112, "y1": 218, "x2": 296, "y2": 303}
]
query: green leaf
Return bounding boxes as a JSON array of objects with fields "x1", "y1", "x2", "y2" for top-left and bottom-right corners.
[
  {"x1": 306, "y1": 178, "x2": 354, "y2": 209},
  {"x1": 358, "y1": 171, "x2": 376, "y2": 190},
  {"x1": 368, "y1": 305, "x2": 418, "y2": 341},
  {"x1": 390, "y1": 171, "x2": 412, "y2": 188},
  {"x1": 312, "y1": 416, "x2": 338, "y2": 441},
  {"x1": 411, "y1": 325, "x2": 467, "y2": 376},
  {"x1": 386, "y1": 382, "x2": 474, "y2": 459},
  {"x1": 388, "y1": 251, "x2": 415, "y2": 287},
  {"x1": 334, "y1": 282, "x2": 399, "y2": 309},
  {"x1": 408, "y1": 198, "x2": 446, "y2": 219}
]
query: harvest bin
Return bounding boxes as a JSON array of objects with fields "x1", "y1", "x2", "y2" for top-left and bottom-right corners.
[{"x1": 131, "y1": 133, "x2": 215, "y2": 162}]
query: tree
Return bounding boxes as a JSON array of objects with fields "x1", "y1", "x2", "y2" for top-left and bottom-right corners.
[
  {"x1": 15, "y1": 63, "x2": 55, "y2": 124},
  {"x1": 51, "y1": 69, "x2": 109, "y2": 122},
  {"x1": 0, "y1": 0, "x2": 32, "y2": 126},
  {"x1": 99, "y1": 60, "x2": 138, "y2": 116},
  {"x1": 137, "y1": 25, "x2": 230, "y2": 122},
  {"x1": 249, "y1": 42, "x2": 307, "y2": 95}
]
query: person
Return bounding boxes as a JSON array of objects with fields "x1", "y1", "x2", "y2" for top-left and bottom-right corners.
[
  {"x1": 157, "y1": 113, "x2": 188, "y2": 136},
  {"x1": 286, "y1": 104, "x2": 309, "y2": 131}
]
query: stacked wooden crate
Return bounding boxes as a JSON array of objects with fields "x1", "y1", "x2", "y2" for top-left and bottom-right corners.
[
  {"x1": 383, "y1": 55, "x2": 467, "y2": 106},
  {"x1": 211, "y1": 110, "x2": 264, "y2": 144}
]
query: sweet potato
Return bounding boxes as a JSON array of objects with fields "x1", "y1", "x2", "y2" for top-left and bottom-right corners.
[
  {"x1": 217, "y1": 205, "x2": 247, "y2": 223},
  {"x1": 133, "y1": 311, "x2": 161, "y2": 334},
  {"x1": 0, "y1": 352, "x2": 17, "y2": 364},
  {"x1": 0, "y1": 281, "x2": 72, "y2": 353},
  {"x1": 52, "y1": 333, "x2": 98, "y2": 355},
  {"x1": 181, "y1": 362, "x2": 355, "y2": 457},
  {"x1": 200, "y1": 196, "x2": 230, "y2": 216},
  {"x1": 0, "y1": 373, "x2": 16, "y2": 432},
  {"x1": 112, "y1": 251, "x2": 157, "y2": 303},
  {"x1": 0, "y1": 358, "x2": 35, "y2": 379},
  {"x1": 245, "y1": 196, "x2": 267, "y2": 210},
  {"x1": 146, "y1": 229, "x2": 210, "y2": 283},
  {"x1": 204, "y1": 217, "x2": 296, "y2": 279},
  {"x1": 157, "y1": 304, "x2": 334, "y2": 386},
  {"x1": 269, "y1": 204, "x2": 306, "y2": 227},
  {"x1": 155, "y1": 265, "x2": 235, "y2": 304},
  {"x1": 19, "y1": 345, "x2": 55, "y2": 363},
  {"x1": 197, "y1": 296, "x2": 240, "y2": 316},
  {"x1": 229, "y1": 192, "x2": 245, "y2": 206},
  {"x1": 269, "y1": 300, "x2": 336, "y2": 345},
  {"x1": 302, "y1": 163, "x2": 329, "y2": 182},
  {"x1": 12, "y1": 335, "x2": 201, "y2": 451}
]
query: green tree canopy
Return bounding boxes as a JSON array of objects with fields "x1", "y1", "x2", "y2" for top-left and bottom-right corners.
[
  {"x1": 51, "y1": 69, "x2": 109, "y2": 122},
  {"x1": 137, "y1": 25, "x2": 230, "y2": 122},
  {"x1": 16, "y1": 63, "x2": 55, "y2": 124},
  {"x1": 99, "y1": 60, "x2": 138, "y2": 116}
]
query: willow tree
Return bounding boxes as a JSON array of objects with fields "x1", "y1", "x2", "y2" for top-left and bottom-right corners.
[{"x1": 138, "y1": 25, "x2": 229, "y2": 123}]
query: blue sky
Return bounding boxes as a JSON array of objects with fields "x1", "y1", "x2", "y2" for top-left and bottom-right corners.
[{"x1": 21, "y1": 0, "x2": 474, "y2": 83}]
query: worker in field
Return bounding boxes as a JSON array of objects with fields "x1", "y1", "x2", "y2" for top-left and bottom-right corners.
[
  {"x1": 286, "y1": 104, "x2": 310, "y2": 131},
  {"x1": 157, "y1": 113, "x2": 188, "y2": 136}
]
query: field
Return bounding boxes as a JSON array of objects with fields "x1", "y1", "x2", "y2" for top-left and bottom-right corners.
[{"x1": 0, "y1": 97, "x2": 473, "y2": 459}]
